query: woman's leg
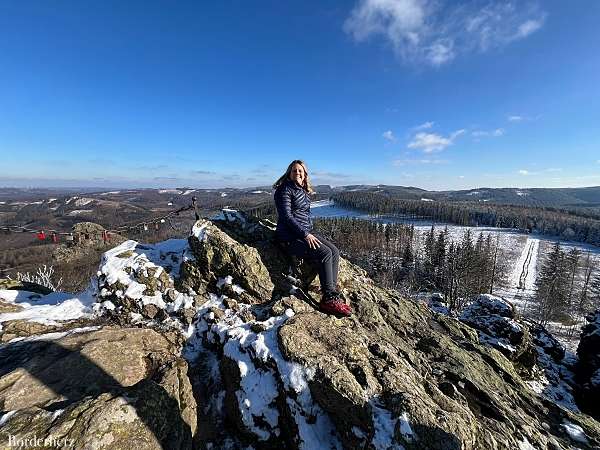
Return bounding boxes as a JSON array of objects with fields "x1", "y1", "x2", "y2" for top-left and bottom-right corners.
[
  {"x1": 285, "y1": 238, "x2": 336, "y2": 294},
  {"x1": 313, "y1": 234, "x2": 339, "y2": 289}
]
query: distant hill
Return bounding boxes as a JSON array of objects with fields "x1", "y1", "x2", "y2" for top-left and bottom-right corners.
[
  {"x1": 327, "y1": 185, "x2": 600, "y2": 208},
  {"x1": 2, "y1": 185, "x2": 600, "y2": 227},
  {"x1": 438, "y1": 186, "x2": 600, "y2": 207}
]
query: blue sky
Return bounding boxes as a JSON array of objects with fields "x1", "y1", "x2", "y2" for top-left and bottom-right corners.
[{"x1": 0, "y1": 0, "x2": 599, "y2": 190}]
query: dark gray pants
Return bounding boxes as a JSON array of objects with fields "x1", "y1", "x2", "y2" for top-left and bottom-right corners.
[{"x1": 284, "y1": 233, "x2": 339, "y2": 294}]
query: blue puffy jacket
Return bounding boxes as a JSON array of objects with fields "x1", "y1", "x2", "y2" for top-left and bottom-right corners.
[{"x1": 274, "y1": 179, "x2": 313, "y2": 241}]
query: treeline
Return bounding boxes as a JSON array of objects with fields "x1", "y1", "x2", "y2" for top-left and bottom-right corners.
[
  {"x1": 313, "y1": 217, "x2": 507, "y2": 311},
  {"x1": 332, "y1": 192, "x2": 600, "y2": 246},
  {"x1": 535, "y1": 242, "x2": 600, "y2": 327},
  {"x1": 418, "y1": 227, "x2": 508, "y2": 311}
]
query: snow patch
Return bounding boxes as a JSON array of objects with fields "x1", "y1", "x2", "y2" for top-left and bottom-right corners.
[
  {"x1": 562, "y1": 421, "x2": 588, "y2": 444},
  {"x1": 0, "y1": 410, "x2": 17, "y2": 426},
  {"x1": 0, "y1": 289, "x2": 96, "y2": 327},
  {"x1": 67, "y1": 209, "x2": 94, "y2": 216},
  {"x1": 518, "y1": 437, "x2": 536, "y2": 450}
]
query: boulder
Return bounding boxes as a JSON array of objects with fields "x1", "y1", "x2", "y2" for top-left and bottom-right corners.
[
  {"x1": 52, "y1": 221, "x2": 127, "y2": 263},
  {"x1": 0, "y1": 326, "x2": 196, "y2": 449},
  {"x1": 459, "y1": 294, "x2": 532, "y2": 364},
  {"x1": 95, "y1": 239, "x2": 196, "y2": 325},
  {"x1": 576, "y1": 310, "x2": 600, "y2": 419},
  {"x1": 180, "y1": 211, "x2": 322, "y2": 305},
  {"x1": 0, "y1": 278, "x2": 53, "y2": 295}
]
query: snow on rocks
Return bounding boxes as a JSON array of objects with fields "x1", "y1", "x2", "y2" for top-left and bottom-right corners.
[
  {"x1": 182, "y1": 292, "x2": 344, "y2": 449},
  {"x1": 563, "y1": 421, "x2": 589, "y2": 444},
  {"x1": 0, "y1": 287, "x2": 96, "y2": 331},
  {"x1": 427, "y1": 293, "x2": 450, "y2": 315},
  {"x1": 95, "y1": 238, "x2": 197, "y2": 325},
  {"x1": 459, "y1": 294, "x2": 525, "y2": 357},
  {"x1": 456, "y1": 295, "x2": 582, "y2": 414}
]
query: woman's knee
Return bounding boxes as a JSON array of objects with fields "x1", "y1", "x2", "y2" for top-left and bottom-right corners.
[
  {"x1": 316, "y1": 245, "x2": 333, "y2": 261},
  {"x1": 330, "y1": 243, "x2": 339, "y2": 258}
]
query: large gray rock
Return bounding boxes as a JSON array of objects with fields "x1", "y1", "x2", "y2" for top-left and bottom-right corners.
[
  {"x1": 180, "y1": 211, "x2": 320, "y2": 304},
  {"x1": 180, "y1": 212, "x2": 600, "y2": 450},
  {"x1": 576, "y1": 310, "x2": 600, "y2": 419},
  {"x1": 0, "y1": 327, "x2": 196, "y2": 449},
  {"x1": 0, "y1": 278, "x2": 53, "y2": 296},
  {"x1": 459, "y1": 294, "x2": 536, "y2": 374}
]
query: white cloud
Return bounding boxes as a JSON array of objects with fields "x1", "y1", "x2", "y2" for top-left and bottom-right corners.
[
  {"x1": 393, "y1": 158, "x2": 448, "y2": 166},
  {"x1": 344, "y1": 0, "x2": 546, "y2": 66},
  {"x1": 450, "y1": 129, "x2": 466, "y2": 139},
  {"x1": 508, "y1": 115, "x2": 524, "y2": 122},
  {"x1": 415, "y1": 121, "x2": 434, "y2": 130},
  {"x1": 472, "y1": 128, "x2": 505, "y2": 137},
  {"x1": 408, "y1": 129, "x2": 464, "y2": 153},
  {"x1": 382, "y1": 130, "x2": 396, "y2": 141},
  {"x1": 458, "y1": 175, "x2": 465, "y2": 179},
  {"x1": 518, "y1": 169, "x2": 529, "y2": 175},
  {"x1": 515, "y1": 19, "x2": 543, "y2": 39}
]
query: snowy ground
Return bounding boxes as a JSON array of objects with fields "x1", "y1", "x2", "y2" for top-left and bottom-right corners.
[
  {"x1": 312, "y1": 199, "x2": 600, "y2": 347},
  {"x1": 0, "y1": 288, "x2": 96, "y2": 331}
]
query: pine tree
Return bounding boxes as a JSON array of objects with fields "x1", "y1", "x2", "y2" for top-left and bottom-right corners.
[
  {"x1": 535, "y1": 242, "x2": 570, "y2": 325},
  {"x1": 565, "y1": 247, "x2": 582, "y2": 317},
  {"x1": 590, "y1": 271, "x2": 600, "y2": 311},
  {"x1": 422, "y1": 226, "x2": 436, "y2": 288},
  {"x1": 577, "y1": 252, "x2": 595, "y2": 316},
  {"x1": 433, "y1": 228, "x2": 447, "y2": 288}
]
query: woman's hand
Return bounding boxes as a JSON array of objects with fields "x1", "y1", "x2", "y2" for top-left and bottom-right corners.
[{"x1": 305, "y1": 233, "x2": 321, "y2": 249}]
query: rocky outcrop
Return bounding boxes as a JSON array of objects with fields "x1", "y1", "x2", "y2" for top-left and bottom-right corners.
[
  {"x1": 178, "y1": 212, "x2": 600, "y2": 449},
  {"x1": 94, "y1": 239, "x2": 197, "y2": 326},
  {"x1": 0, "y1": 278, "x2": 53, "y2": 296},
  {"x1": 2, "y1": 210, "x2": 599, "y2": 449},
  {"x1": 459, "y1": 294, "x2": 536, "y2": 374},
  {"x1": 0, "y1": 327, "x2": 196, "y2": 450},
  {"x1": 52, "y1": 221, "x2": 126, "y2": 263},
  {"x1": 576, "y1": 310, "x2": 600, "y2": 419}
]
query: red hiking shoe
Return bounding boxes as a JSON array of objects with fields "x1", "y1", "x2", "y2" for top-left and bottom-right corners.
[{"x1": 320, "y1": 292, "x2": 352, "y2": 317}]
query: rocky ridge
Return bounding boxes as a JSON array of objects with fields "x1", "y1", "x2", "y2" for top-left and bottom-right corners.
[{"x1": 0, "y1": 210, "x2": 599, "y2": 449}]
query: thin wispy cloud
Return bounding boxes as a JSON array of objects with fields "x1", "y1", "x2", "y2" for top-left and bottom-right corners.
[
  {"x1": 508, "y1": 115, "x2": 524, "y2": 122},
  {"x1": 382, "y1": 130, "x2": 397, "y2": 141},
  {"x1": 393, "y1": 158, "x2": 448, "y2": 166},
  {"x1": 515, "y1": 19, "x2": 543, "y2": 39},
  {"x1": 414, "y1": 121, "x2": 434, "y2": 130},
  {"x1": 518, "y1": 169, "x2": 530, "y2": 175},
  {"x1": 344, "y1": 0, "x2": 546, "y2": 66},
  {"x1": 312, "y1": 170, "x2": 353, "y2": 179},
  {"x1": 472, "y1": 128, "x2": 505, "y2": 138}
]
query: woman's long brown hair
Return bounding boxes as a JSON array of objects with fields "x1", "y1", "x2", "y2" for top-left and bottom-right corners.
[{"x1": 272, "y1": 160, "x2": 315, "y2": 194}]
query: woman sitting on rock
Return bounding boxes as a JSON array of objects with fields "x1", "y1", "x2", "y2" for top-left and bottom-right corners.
[{"x1": 273, "y1": 160, "x2": 352, "y2": 317}]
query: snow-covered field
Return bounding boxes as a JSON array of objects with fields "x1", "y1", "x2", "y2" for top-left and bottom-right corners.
[{"x1": 311, "y1": 200, "x2": 600, "y2": 315}]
